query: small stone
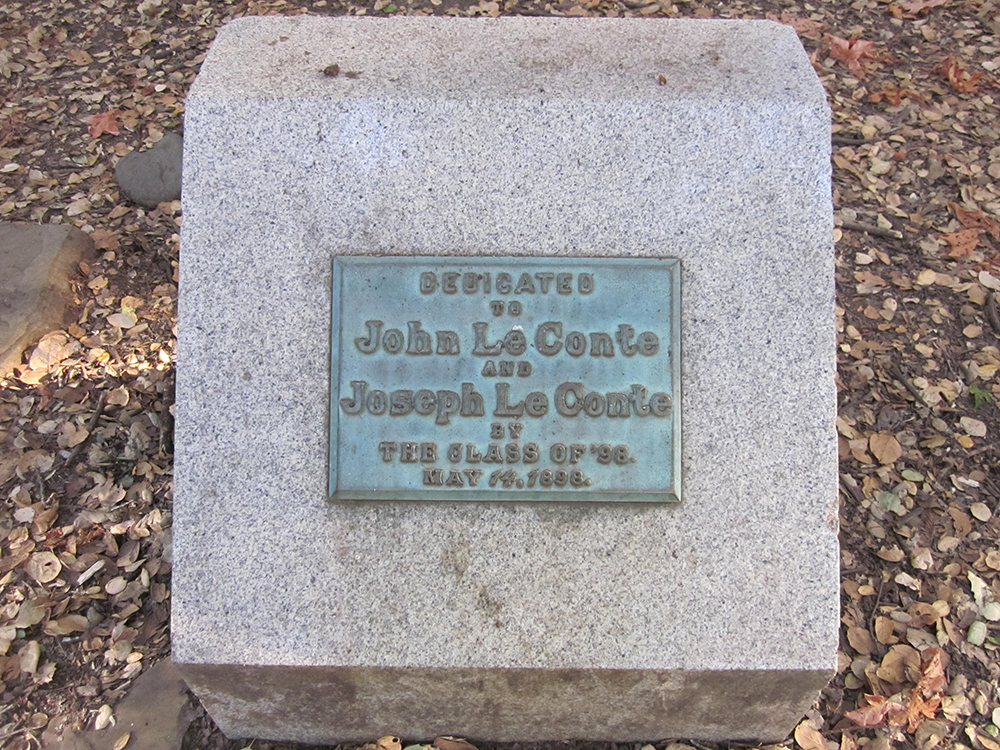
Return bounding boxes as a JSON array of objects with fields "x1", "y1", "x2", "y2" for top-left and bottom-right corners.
[{"x1": 115, "y1": 133, "x2": 183, "y2": 208}]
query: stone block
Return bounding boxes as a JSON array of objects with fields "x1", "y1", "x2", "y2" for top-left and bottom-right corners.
[{"x1": 173, "y1": 17, "x2": 837, "y2": 743}]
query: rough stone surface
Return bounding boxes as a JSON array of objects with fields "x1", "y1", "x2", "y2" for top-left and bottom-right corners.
[
  {"x1": 0, "y1": 222, "x2": 92, "y2": 377},
  {"x1": 174, "y1": 17, "x2": 837, "y2": 743},
  {"x1": 115, "y1": 132, "x2": 183, "y2": 207},
  {"x1": 41, "y1": 660, "x2": 195, "y2": 750}
]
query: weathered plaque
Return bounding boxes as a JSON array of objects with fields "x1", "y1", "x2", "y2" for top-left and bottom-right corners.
[{"x1": 329, "y1": 257, "x2": 680, "y2": 502}]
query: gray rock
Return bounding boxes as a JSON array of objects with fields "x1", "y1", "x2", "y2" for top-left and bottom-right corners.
[
  {"x1": 115, "y1": 132, "x2": 183, "y2": 207},
  {"x1": 0, "y1": 222, "x2": 92, "y2": 377}
]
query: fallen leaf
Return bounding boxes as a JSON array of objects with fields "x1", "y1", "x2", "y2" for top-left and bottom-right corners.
[
  {"x1": 893, "y1": 689, "x2": 941, "y2": 732},
  {"x1": 980, "y1": 271, "x2": 1000, "y2": 291},
  {"x1": 107, "y1": 386, "x2": 130, "y2": 407},
  {"x1": 942, "y1": 229, "x2": 979, "y2": 257},
  {"x1": 916, "y1": 647, "x2": 947, "y2": 695},
  {"x1": 44, "y1": 614, "x2": 90, "y2": 636},
  {"x1": 26, "y1": 551, "x2": 62, "y2": 584},
  {"x1": 433, "y1": 738, "x2": 477, "y2": 750},
  {"x1": 794, "y1": 720, "x2": 828, "y2": 750},
  {"x1": 875, "y1": 616, "x2": 898, "y2": 644},
  {"x1": 959, "y1": 416, "x2": 986, "y2": 437},
  {"x1": 14, "y1": 599, "x2": 47, "y2": 628},
  {"x1": 828, "y1": 35, "x2": 878, "y2": 77},
  {"x1": 846, "y1": 695, "x2": 894, "y2": 727},
  {"x1": 877, "y1": 644, "x2": 921, "y2": 685},
  {"x1": 877, "y1": 546, "x2": 906, "y2": 562},
  {"x1": 107, "y1": 311, "x2": 138, "y2": 329},
  {"x1": 767, "y1": 12, "x2": 826, "y2": 39},
  {"x1": 870, "y1": 432, "x2": 902, "y2": 464},
  {"x1": 970, "y1": 502, "x2": 992, "y2": 521},
  {"x1": 88, "y1": 109, "x2": 121, "y2": 138},
  {"x1": 67, "y1": 49, "x2": 93, "y2": 65},
  {"x1": 963, "y1": 325, "x2": 983, "y2": 338},
  {"x1": 940, "y1": 57, "x2": 984, "y2": 93},
  {"x1": 113, "y1": 732, "x2": 131, "y2": 750},
  {"x1": 19, "y1": 641, "x2": 42, "y2": 674},
  {"x1": 894, "y1": 0, "x2": 948, "y2": 14},
  {"x1": 66, "y1": 197, "x2": 92, "y2": 216},
  {"x1": 94, "y1": 704, "x2": 114, "y2": 731},
  {"x1": 951, "y1": 202, "x2": 1000, "y2": 238},
  {"x1": 967, "y1": 620, "x2": 987, "y2": 645},
  {"x1": 848, "y1": 626, "x2": 877, "y2": 655}
]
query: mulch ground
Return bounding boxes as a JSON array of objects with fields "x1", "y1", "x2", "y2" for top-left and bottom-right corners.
[{"x1": 1, "y1": 0, "x2": 999, "y2": 749}]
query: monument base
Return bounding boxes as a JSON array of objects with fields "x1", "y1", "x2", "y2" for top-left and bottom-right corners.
[
  {"x1": 173, "y1": 17, "x2": 837, "y2": 743},
  {"x1": 180, "y1": 663, "x2": 831, "y2": 743}
]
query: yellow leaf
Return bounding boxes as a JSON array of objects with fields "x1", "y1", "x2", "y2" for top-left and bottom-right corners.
[{"x1": 113, "y1": 732, "x2": 131, "y2": 750}]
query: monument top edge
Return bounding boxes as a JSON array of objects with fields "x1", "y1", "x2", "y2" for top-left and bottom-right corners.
[{"x1": 188, "y1": 17, "x2": 827, "y2": 105}]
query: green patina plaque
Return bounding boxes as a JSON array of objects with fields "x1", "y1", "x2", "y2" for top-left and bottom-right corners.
[{"x1": 329, "y1": 257, "x2": 681, "y2": 502}]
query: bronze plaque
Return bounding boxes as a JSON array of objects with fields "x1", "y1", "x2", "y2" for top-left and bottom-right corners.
[{"x1": 330, "y1": 257, "x2": 680, "y2": 502}]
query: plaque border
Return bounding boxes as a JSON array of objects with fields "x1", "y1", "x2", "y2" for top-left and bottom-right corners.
[{"x1": 328, "y1": 256, "x2": 681, "y2": 503}]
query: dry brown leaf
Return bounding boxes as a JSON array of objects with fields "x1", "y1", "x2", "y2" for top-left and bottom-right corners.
[
  {"x1": 891, "y1": 689, "x2": 941, "y2": 732},
  {"x1": 877, "y1": 546, "x2": 906, "y2": 562},
  {"x1": 869, "y1": 432, "x2": 902, "y2": 464},
  {"x1": 940, "y1": 57, "x2": 984, "y2": 93},
  {"x1": 113, "y1": 732, "x2": 131, "y2": 750},
  {"x1": 44, "y1": 614, "x2": 90, "y2": 636},
  {"x1": 107, "y1": 311, "x2": 138, "y2": 329},
  {"x1": 846, "y1": 695, "x2": 894, "y2": 727},
  {"x1": 433, "y1": 738, "x2": 477, "y2": 750},
  {"x1": 950, "y1": 202, "x2": 1000, "y2": 239},
  {"x1": 893, "y1": 0, "x2": 948, "y2": 14},
  {"x1": 876, "y1": 644, "x2": 921, "y2": 685},
  {"x1": 26, "y1": 551, "x2": 62, "y2": 584},
  {"x1": 14, "y1": 599, "x2": 47, "y2": 628},
  {"x1": 916, "y1": 647, "x2": 947, "y2": 695},
  {"x1": 19, "y1": 641, "x2": 41, "y2": 674},
  {"x1": 847, "y1": 626, "x2": 877, "y2": 655},
  {"x1": 875, "y1": 616, "x2": 899, "y2": 644},
  {"x1": 794, "y1": 720, "x2": 828, "y2": 750},
  {"x1": 828, "y1": 35, "x2": 878, "y2": 77},
  {"x1": 942, "y1": 229, "x2": 979, "y2": 258},
  {"x1": 959, "y1": 416, "x2": 986, "y2": 437},
  {"x1": 88, "y1": 109, "x2": 121, "y2": 138}
]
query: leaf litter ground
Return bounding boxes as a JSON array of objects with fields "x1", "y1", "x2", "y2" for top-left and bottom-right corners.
[{"x1": 2, "y1": 0, "x2": 1000, "y2": 749}]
